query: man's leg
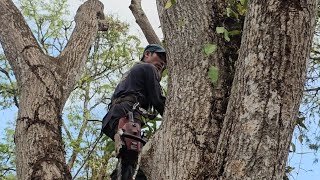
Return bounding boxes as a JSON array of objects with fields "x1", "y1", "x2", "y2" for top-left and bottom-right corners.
[
  {"x1": 135, "y1": 168, "x2": 147, "y2": 180},
  {"x1": 110, "y1": 164, "x2": 135, "y2": 180}
]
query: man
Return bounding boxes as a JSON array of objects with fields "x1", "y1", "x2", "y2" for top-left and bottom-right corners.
[{"x1": 102, "y1": 44, "x2": 167, "y2": 179}]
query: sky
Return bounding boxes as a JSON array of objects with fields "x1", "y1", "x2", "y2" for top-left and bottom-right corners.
[
  {"x1": 65, "y1": 0, "x2": 164, "y2": 46},
  {"x1": 1, "y1": 0, "x2": 320, "y2": 179},
  {"x1": 1, "y1": 0, "x2": 161, "y2": 132}
]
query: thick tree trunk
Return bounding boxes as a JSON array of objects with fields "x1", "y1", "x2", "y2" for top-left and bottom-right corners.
[
  {"x1": 16, "y1": 62, "x2": 69, "y2": 179},
  {"x1": 213, "y1": 1, "x2": 317, "y2": 179},
  {"x1": 141, "y1": 0, "x2": 317, "y2": 179},
  {"x1": 140, "y1": 0, "x2": 234, "y2": 179},
  {"x1": 0, "y1": 0, "x2": 107, "y2": 179}
]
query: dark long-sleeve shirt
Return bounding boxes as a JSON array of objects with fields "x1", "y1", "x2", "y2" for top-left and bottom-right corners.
[
  {"x1": 102, "y1": 62, "x2": 166, "y2": 138},
  {"x1": 111, "y1": 62, "x2": 166, "y2": 115}
]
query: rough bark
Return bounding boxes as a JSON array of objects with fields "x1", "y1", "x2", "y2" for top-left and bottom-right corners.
[
  {"x1": 0, "y1": 0, "x2": 107, "y2": 179},
  {"x1": 140, "y1": 0, "x2": 317, "y2": 179},
  {"x1": 129, "y1": 0, "x2": 161, "y2": 44},
  {"x1": 213, "y1": 1, "x2": 317, "y2": 179},
  {"x1": 140, "y1": 0, "x2": 234, "y2": 179}
]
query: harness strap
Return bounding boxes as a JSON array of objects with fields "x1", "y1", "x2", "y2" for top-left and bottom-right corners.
[{"x1": 108, "y1": 94, "x2": 137, "y2": 110}]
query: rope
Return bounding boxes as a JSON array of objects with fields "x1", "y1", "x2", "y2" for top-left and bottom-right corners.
[{"x1": 117, "y1": 158, "x2": 122, "y2": 180}]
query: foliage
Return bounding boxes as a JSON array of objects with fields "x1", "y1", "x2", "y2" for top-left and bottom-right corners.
[
  {"x1": 165, "y1": 0, "x2": 176, "y2": 9},
  {"x1": 0, "y1": 52, "x2": 18, "y2": 110},
  {"x1": 0, "y1": 125, "x2": 15, "y2": 178},
  {"x1": 203, "y1": 44, "x2": 217, "y2": 56},
  {"x1": 208, "y1": 66, "x2": 219, "y2": 85},
  {"x1": 0, "y1": 0, "x2": 145, "y2": 179},
  {"x1": 216, "y1": 0, "x2": 247, "y2": 42},
  {"x1": 20, "y1": 0, "x2": 71, "y2": 54}
]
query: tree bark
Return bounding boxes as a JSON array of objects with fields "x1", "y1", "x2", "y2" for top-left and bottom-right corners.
[
  {"x1": 213, "y1": 1, "x2": 317, "y2": 179},
  {"x1": 0, "y1": 0, "x2": 107, "y2": 179},
  {"x1": 140, "y1": 0, "x2": 317, "y2": 179},
  {"x1": 140, "y1": 0, "x2": 235, "y2": 179}
]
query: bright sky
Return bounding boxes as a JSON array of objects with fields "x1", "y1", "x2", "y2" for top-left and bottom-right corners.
[
  {"x1": 1, "y1": 0, "x2": 320, "y2": 179},
  {"x1": 66, "y1": 0, "x2": 163, "y2": 46}
]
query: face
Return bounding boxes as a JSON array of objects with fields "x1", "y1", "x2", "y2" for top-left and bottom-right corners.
[{"x1": 144, "y1": 52, "x2": 167, "y2": 72}]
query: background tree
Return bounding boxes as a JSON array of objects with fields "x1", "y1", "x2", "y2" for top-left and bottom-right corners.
[
  {"x1": 0, "y1": 126, "x2": 15, "y2": 179},
  {"x1": 0, "y1": 0, "x2": 108, "y2": 178},
  {"x1": 0, "y1": 0, "x2": 145, "y2": 179}
]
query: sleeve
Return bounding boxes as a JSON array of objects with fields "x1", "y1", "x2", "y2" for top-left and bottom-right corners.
[{"x1": 144, "y1": 64, "x2": 166, "y2": 115}]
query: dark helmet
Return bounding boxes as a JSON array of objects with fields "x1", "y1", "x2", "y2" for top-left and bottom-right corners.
[{"x1": 141, "y1": 44, "x2": 166, "y2": 62}]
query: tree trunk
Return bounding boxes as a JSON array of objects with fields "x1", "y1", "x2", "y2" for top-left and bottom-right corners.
[
  {"x1": 140, "y1": 0, "x2": 234, "y2": 179},
  {"x1": 0, "y1": 0, "x2": 107, "y2": 179},
  {"x1": 141, "y1": 0, "x2": 317, "y2": 179},
  {"x1": 213, "y1": 1, "x2": 317, "y2": 179}
]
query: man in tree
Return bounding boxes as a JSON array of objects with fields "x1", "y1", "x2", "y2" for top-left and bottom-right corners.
[{"x1": 102, "y1": 44, "x2": 167, "y2": 179}]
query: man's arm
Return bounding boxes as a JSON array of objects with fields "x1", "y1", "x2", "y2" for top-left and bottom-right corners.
[{"x1": 144, "y1": 64, "x2": 166, "y2": 115}]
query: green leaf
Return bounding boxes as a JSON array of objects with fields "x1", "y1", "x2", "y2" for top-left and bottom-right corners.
[
  {"x1": 285, "y1": 166, "x2": 295, "y2": 173},
  {"x1": 240, "y1": 0, "x2": 248, "y2": 5},
  {"x1": 296, "y1": 117, "x2": 308, "y2": 130},
  {"x1": 309, "y1": 144, "x2": 319, "y2": 151},
  {"x1": 226, "y1": 8, "x2": 232, "y2": 17},
  {"x1": 165, "y1": 0, "x2": 176, "y2": 9},
  {"x1": 162, "y1": 68, "x2": 168, "y2": 77},
  {"x1": 203, "y1": 44, "x2": 217, "y2": 55},
  {"x1": 224, "y1": 32, "x2": 230, "y2": 42},
  {"x1": 226, "y1": 7, "x2": 239, "y2": 19},
  {"x1": 298, "y1": 135, "x2": 303, "y2": 144},
  {"x1": 216, "y1": 27, "x2": 226, "y2": 34},
  {"x1": 300, "y1": 122, "x2": 308, "y2": 130},
  {"x1": 216, "y1": 27, "x2": 231, "y2": 41},
  {"x1": 208, "y1": 66, "x2": 219, "y2": 84},
  {"x1": 237, "y1": 4, "x2": 247, "y2": 16},
  {"x1": 229, "y1": 30, "x2": 241, "y2": 36},
  {"x1": 291, "y1": 142, "x2": 296, "y2": 152}
]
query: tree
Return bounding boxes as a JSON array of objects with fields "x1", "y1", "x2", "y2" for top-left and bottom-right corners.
[
  {"x1": 0, "y1": 0, "x2": 108, "y2": 179},
  {"x1": 1, "y1": 0, "x2": 145, "y2": 178},
  {"x1": 0, "y1": 0, "x2": 317, "y2": 179},
  {"x1": 135, "y1": 0, "x2": 317, "y2": 179}
]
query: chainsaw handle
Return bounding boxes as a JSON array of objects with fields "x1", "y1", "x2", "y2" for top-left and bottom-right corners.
[{"x1": 121, "y1": 132, "x2": 147, "y2": 145}]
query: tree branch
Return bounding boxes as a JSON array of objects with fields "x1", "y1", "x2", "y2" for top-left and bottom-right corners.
[
  {"x1": 129, "y1": 0, "x2": 161, "y2": 44},
  {"x1": 58, "y1": 0, "x2": 108, "y2": 98},
  {"x1": 0, "y1": 67, "x2": 10, "y2": 79},
  {"x1": 0, "y1": 167, "x2": 15, "y2": 172},
  {"x1": 305, "y1": 87, "x2": 320, "y2": 92},
  {"x1": 62, "y1": 120, "x2": 73, "y2": 143},
  {"x1": 0, "y1": 0, "x2": 43, "y2": 80},
  {"x1": 68, "y1": 82, "x2": 91, "y2": 170},
  {"x1": 0, "y1": 67, "x2": 19, "y2": 108}
]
